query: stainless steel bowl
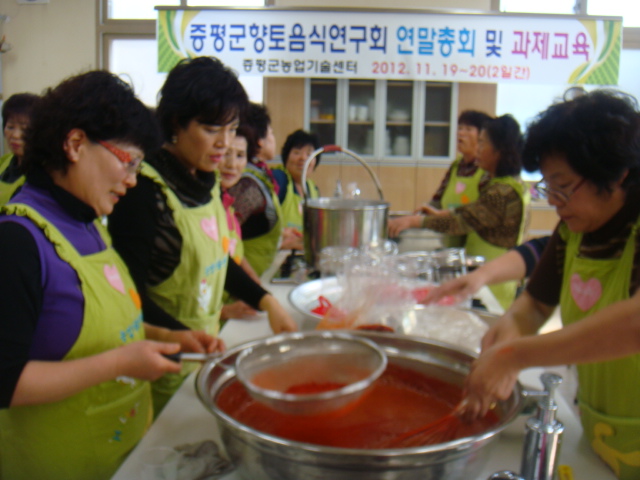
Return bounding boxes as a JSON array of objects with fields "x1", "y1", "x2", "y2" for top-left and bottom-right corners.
[
  {"x1": 235, "y1": 331, "x2": 387, "y2": 416},
  {"x1": 195, "y1": 331, "x2": 524, "y2": 480}
]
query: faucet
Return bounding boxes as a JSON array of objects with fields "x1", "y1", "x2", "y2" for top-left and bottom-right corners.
[{"x1": 488, "y1": 372, "x2": 565, "y2": 480}]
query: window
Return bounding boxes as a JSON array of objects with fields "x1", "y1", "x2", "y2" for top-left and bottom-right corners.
[
  {"x1": 100, "y1": 1, "x2": 265, "y2": 105},
  {"x1": 587, "y1": 0, "x2": 640, "y2": 27},
  {"x1": 106, "y1": 0, "x2": 263, "y2": 20},
  {"x1": 107, "y1": 0, "x2": 180, "y2": 20},
  {"x1": 500, "y1": 0, "x2": 577, "y2": 15},
  {"x1": 108, "y1": 37, "x2": 166, "y2": 107}
]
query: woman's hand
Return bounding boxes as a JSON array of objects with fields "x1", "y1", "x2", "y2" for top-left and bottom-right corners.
[
  {"x1": 115, "y1": 340, "x2": 183, "y2": 381},
  {"x1": 480, "y1": 313, "x2": 524, "y2": 351},
  {"x1": 165, "y1": 329, "x2": 225, "y2": 354},
  {"x1": 281, "y1": 227, "x2": 304, "y2": 251},
  {"x1": 422, "y1": 270, "x2": 487, "y2": 305},
  {"x1": 459, "y1": 342, "x2": 521, "y2": 421},
  {"x1": 388, "y1": 215, "x2": 422, "y2": 238},
  {"x1": 221, "y1": 301, "x2": 258, "y2": 321},
  {"x1": 418, "y1": 204, "x2": 449, "y2": 217},
  {"x1": 11, "y1": 340, "x2": 184, "y2": 406},
  {"x1": 144, "y1": 323, "x2": 224, "y2": 354},
  {"x1": 259, "y1": 294, "x2": 298, "y2": 333}
]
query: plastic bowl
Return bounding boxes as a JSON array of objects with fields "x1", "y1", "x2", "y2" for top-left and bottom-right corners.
[{"x1": 235, "y1": 331, "x2": 387, "y2": 416}]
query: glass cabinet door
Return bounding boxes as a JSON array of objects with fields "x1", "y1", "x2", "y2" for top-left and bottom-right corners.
[
  {"x1": 347, "y1": 80, "x2": 375, "y2": 155},
  {"x1": 386, "y1": 81, "x2": 413, "y2": 157},
  {"x1": 423, "y1": 83, "x2": 452, "y2": 157},
  {"x1": 309, "y1": 79, "x2": 337, "y2": 146}
]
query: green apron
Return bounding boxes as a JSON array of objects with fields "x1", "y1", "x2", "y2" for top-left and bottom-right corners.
[
  {"x1": 223, "y1": 194, "x2": 244, "y2": 265},
  {"x1": 241, "y1": 167, "x2": 284, "y2": 277},
  {"x1": 439, "y1": 155, "x2": 485, "y2": 248},
  {"x1": 0, "y1": 153, "x2": 25, "y2": 205},
  {"x1": 141, "y1": 164, "x2": 229, "y2": 414},
  {"x1": 464, "y1": 176, "x2": 529, "y2": 310},
  {"x1": 276, "y1": 167, "x2": 318, "y2": 232},
  {"x1": 221, "y1": 198, "x2": 244, "y2": 306},
  {"x1": 0, "y1": 204, "x2": 149, "y2": 480},
  {"x1": 559, "y1": 220, "x2": 640, "y2": 480}
]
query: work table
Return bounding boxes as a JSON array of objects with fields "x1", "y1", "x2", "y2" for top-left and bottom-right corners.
[{"x1": 112, "y1": 253, "x2": 616, "y2": 480}]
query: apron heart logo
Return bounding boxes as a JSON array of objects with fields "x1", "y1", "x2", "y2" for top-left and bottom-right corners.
[
  {"x1": 201, "y1": 217, "x2": 219, "y2": 241},
  {"x1": 570, "y1": 273, "x2": 602, "y2": 311},
  {"x1": 461, "y1": 194, "x2": 470, "y2": 204},
  {"x1": 455, "y1": 181, "x2": 466, "y2": 194},
  {"x1": 222, "y1": 236, "x2": 230, "y2": 253},
  {"x1": 104, "y1": 264, "x2": 126, "y2": 294}
]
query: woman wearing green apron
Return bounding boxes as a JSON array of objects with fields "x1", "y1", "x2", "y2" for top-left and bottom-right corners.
[
  {"x1": 108, "y1": 57, "x2": 297, "y2": 415},
  {"x1": 0, "y1": 93, "x2": 39, "y2": 205},
  {"x1": 218, "y1": 129, "x2": 266, "y2": 321},
  {"x1": 228, "y1": 103, "x2": 289, "y2": 276},
  {"x1": 461, "y1": 90, "x2": 640, "y2": 479},
  {"x1": 389, "y1": 115, "x2": 529, "y2": 310},
  {"x1": 272, "y1": 129, "x2": 321, "y2": 250},
  {"x1": 428, "y1": 110, "x2": 492, "y2": 247},
  {"x1": 0, "y1": 72, "x2": 200, "y2": 480}
]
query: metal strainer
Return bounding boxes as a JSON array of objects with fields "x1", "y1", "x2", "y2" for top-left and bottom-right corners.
[{"x1": 235, "y1": 331, "x2": 387, "y2": 416}]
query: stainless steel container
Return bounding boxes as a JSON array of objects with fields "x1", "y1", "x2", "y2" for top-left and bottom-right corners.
[
  {"x1": 195, "y1": 331, "x2": 524, "y2": 480},
  {"x1": 301, "y1": 146, "x2": 390, "y2": 269},
  {"x1": 304, "y1": 197, "x2": 389, "y2": 268}
]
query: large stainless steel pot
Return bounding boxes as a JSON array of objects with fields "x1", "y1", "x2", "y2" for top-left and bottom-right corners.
[
  {"x1": 302, "y1": 146, "x2": 390, "y2": 269},
  {"x1": 195, "y1": 331, "x2": 525, "y2": 480}
]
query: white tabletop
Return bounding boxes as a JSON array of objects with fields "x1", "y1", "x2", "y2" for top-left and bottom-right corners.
[{"x1": 112, "y1": 252, "x2": 614, "y2": 480}]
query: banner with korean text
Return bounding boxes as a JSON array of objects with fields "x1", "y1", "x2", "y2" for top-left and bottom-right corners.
[{"x1": 157, "y1": 8, "x2": 621, "y2": 85}]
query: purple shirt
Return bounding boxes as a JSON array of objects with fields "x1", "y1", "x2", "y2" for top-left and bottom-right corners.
[{"x1": 1, "y1": 183, "x2": 106, "y2": 360}]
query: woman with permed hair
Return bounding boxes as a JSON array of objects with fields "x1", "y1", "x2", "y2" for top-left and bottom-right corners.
[
  {"x1": 272, "y1": 128, "x2": 321, "y2": 249},
  {"x1": 0, "y1": 71, "x2": 199, "y2": 480},
  {"x1": 108, "y1": 57, "x2": 297, "y2": 415},
  {"x1": 0, "y1": 92, "x2": 40, "y2": 204},
  {"x1": 459, "y1": 90, "x2": 640, "y2": 480},
  {"x1": 427, "y1": 110, "x2": 493, "y2": 247},
  {"x1": 226, "y1": 102, "x2": 288, "y2": 276},
  {"x1": 389, "y1": 114, "x2": 530, "y2": 310}
]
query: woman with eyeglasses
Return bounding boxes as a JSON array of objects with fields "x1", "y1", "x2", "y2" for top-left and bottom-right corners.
[
  {"x1": 389, "y1": 114, "x2": 530, "y2": 310},
  {"x1": 0, "y1": 71, "x2": 202, "y2": 480},
  {"x1": 108, "y1": 57, "x2": 297, "y2": 415},
  {"x1": 459, "y1": 90, "x2": 640, "y2": 480},
  {"x1": 0, "y1": 92, "x2": 40, "y2": 204}
]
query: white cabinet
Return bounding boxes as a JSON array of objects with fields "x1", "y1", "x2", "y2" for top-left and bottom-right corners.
[{"x1": 306, "y1": 78, "x2": 457, "y2": 163}]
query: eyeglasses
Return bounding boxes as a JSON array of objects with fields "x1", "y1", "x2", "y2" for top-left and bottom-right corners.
[
  {"x1": 534, "y1": 178, "x2": 586, "y2": 204},
  {"x1": 98, "y1": 140, "x2": 143, "y2": 175}
]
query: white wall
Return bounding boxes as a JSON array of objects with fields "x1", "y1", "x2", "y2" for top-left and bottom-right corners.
[{"x1": 0, "y1": 0, "x2": 96, "y2": 98}]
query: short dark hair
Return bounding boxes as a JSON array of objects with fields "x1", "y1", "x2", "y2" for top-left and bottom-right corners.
[
  {"x1": 234, "y1": 123, "x2": 253, "y2": 158},
  {"x1": 2, "y1": 93, "x2": 39, "y2": 129},
  {"x1": 248, "y1": 103, "x2": 271, "y2": 143},
  {"x1": 23, "y1": 70, "x2": 161, "y2": 174},
  {"x1": 280, "y1": 129, "x2": 321, "y2": 168},
  {"x1": 458, "y1": 110, "x2": 492, "y2": 131},
  {"x1": 156, "y1": 56, "x2": 249, "y2": 143},
  {"x1": 523, "y1": 89, "x2": 640, "y2": 192},
  {"x1": 482, "y1": 114, "x2": 523, "y2": 177},
  {"x1": 241, "y1": 103, "x2": 271, "y2": 161}
]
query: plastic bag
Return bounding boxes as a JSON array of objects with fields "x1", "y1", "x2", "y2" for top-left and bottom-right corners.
[{"x1": 316, "y1": 251, "x2": 418, "y2": 332}]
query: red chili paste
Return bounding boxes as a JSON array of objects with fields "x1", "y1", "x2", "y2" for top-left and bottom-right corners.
[{"x1": 216, "y1": 363, "x2": 499, "y2": 449}]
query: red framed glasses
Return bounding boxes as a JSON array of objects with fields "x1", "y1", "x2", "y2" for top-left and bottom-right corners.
[{"x1": 98, "y1": 140, "x2": 143, "y2": 174}]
